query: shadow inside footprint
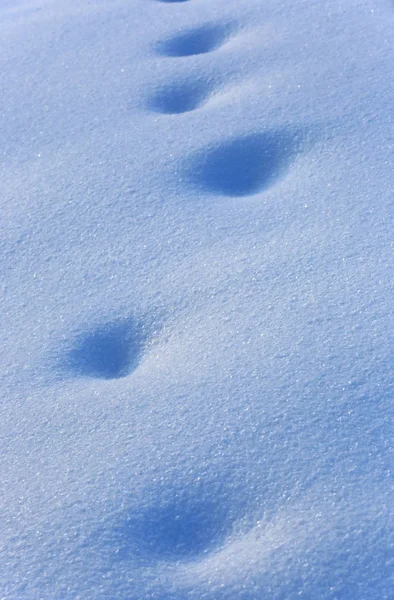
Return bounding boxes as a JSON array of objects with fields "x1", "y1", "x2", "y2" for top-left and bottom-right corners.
[
  {"x1": 157, "y1": 24, "x2": 231, "y2": 57},
  {"x1": 66, "y1": 319, "x2": 142, "y2": 380},
  {"x1": 117, "y1": 493, "x2": 230, "y2": 562},
  {"x1": 188, "y1": 131, "x2": 303, "y2": 197},
  {"x1": 147, "y1": 79, "x2": 212, "y2": 114}
]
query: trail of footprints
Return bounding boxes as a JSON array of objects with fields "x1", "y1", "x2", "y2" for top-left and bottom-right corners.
[
  {"x1": 65, "y1": 1, "x2": 303, "y2": 380},
  {"x1": 58, "y1": 0, "x2": 306, "y2": 571},
  {"x1": 148, "y1": 0, "x2": 304, "y2": 198},
  {"x1": 148, "y1": 23, "x2": 231, "y2": 114}
]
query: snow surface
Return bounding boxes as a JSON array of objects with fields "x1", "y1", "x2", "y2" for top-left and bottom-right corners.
[{"x1": 1, "y1": 0, "x2": 393, "y2": 598}]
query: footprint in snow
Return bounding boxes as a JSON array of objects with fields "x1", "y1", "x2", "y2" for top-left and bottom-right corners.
[
  {"x1": 187, "y1": 131, "x2": 304, "y2": 197},
  {"x1": 156, "y1": 24, "x2": 232, "y2": 57},
  {"x1": 112, "y1": 488, "x2": 232, "y2": 563},
  {"x1": 147, "y1": 77, "x2": 215, "y2": 114},
  {"x1": 64, "y1": 318, "x2": 144, "y2": 380}
]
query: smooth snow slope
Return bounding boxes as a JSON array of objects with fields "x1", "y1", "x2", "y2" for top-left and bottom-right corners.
[{"x1": 0, "y1": 0, "x2": 393, "y2": 598}]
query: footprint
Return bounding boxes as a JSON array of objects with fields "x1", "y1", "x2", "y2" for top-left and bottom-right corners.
[
  {"x1": 147, "y1": 78, "x2": 214, "y2": 114},
  {"x1": 115, "y1": 492, "x2": 230, "y2": 562},
  {"x1": 187, "y1": 131, "x2": 303, "y2": 197},
  {"x1": 65, "y1": 319, "x2": 143, "y2": 380},
  {"x1": 156, "y1": 0, "x2": 190, "y2": 3},
  {"x1": 156, "y1": 24, "x2": 232, "y2": 57}
]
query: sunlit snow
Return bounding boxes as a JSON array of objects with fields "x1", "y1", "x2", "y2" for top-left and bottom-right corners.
[{"x1": 1, "y1": 0, "x2": 393, "y2": 598}]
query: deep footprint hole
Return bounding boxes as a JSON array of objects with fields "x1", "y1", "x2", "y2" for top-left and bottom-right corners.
[
  {"x1": 116, "y1": 492, "x2": 231, "y2": 562},
  {"x1": 147, "y1": 79, "x2": 213, "y2": 114},
  {"x1": 65, "y1": 319, "x2": 144, "y2": 380},
  {"x1": 188, "y1": 131, "x2": 304, "y2": 197},
  {"x1": 157, "y1": 24, "x2": 231, "y2": 57}
]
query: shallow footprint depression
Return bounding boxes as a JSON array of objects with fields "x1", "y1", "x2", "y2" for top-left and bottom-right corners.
[
  {"x1": 188, "y1": 131, "x2": 303, "y2": 197},
  {"x1": 147, "y1": 78, "x2": 214, "y2": 114},
  {"x1": 157, "y1": 24, "x2": 232, "y2": 57},
  {"x1": 115, "y1": 491, "x2": 231, "y2": 563},
  {"x1": 65, "y1": 319, "x2": 143, "y2": 380}
]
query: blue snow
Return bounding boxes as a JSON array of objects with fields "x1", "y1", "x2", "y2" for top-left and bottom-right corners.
[{"x1": 0, "y1": 0, "x2": 393, "y2": 598}]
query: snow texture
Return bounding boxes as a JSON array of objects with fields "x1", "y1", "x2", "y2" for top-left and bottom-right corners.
[{"x1": 0, "y1": 0, "x2": 393, "y2": 598}]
